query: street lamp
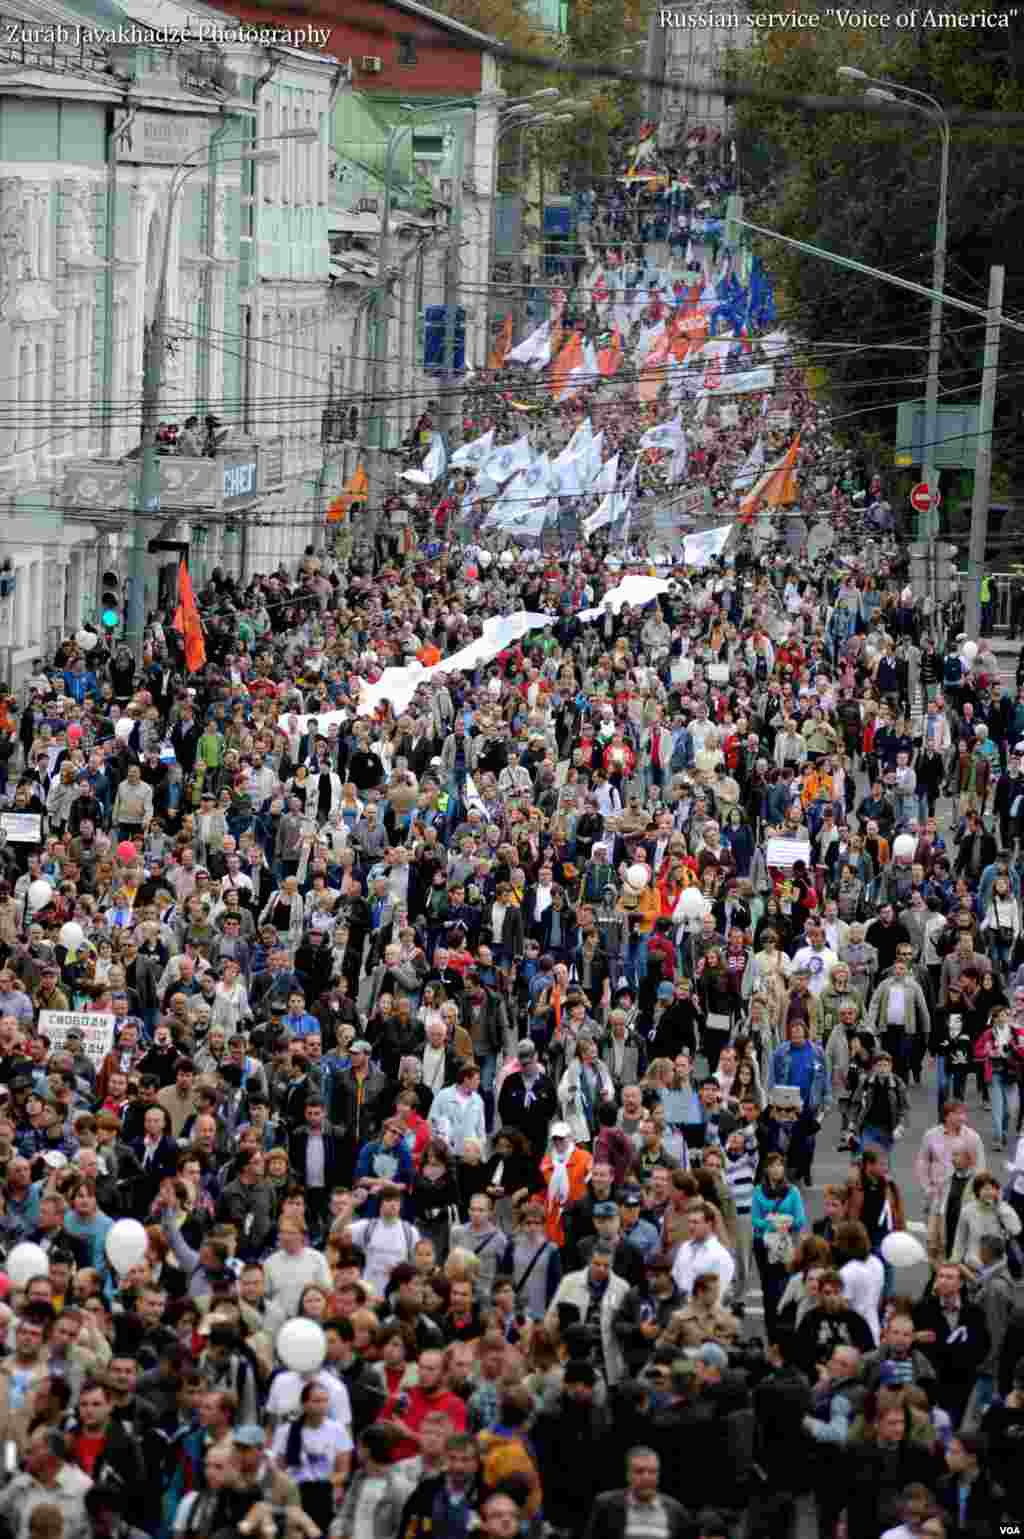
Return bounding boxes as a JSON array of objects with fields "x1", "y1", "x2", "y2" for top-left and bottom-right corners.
[
  {"x1": 836, "y1": 66, "x2": 950, "y2": 553},
  {"x1": 129, "y1": 127, "x2": 318, "y2": 659}
]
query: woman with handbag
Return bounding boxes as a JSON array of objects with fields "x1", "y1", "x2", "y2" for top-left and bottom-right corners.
[
  {"x1": 982, "y1": 874, "x2": 1021, "y2": 975},
  {"x1": 952, "y1": 1168, "x2": 1023, "y2": 1274},
  {"x1": 751, "y1": 1150, "x2": 807, "y2": 1338},
  {"x1": 975, "y1": 1004, "x2": 1024, "y2": 1150}
]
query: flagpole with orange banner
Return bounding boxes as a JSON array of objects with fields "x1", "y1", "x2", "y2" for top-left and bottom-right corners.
[
  {"x1": 738, "y1": 434, "x2": 801, "y2": 523},
  {"x1": 172, "y1": 559, "x2": 206, "y2": 674},
  {"x1": 550, "y1": 334, "x2": 583, "y2": 401},
  {"x1": 487, "y1": 315, "x2": 513, "y2": 372},
  {"x1": 326, "y1": 464, "x2": 368, "y2": 524}
]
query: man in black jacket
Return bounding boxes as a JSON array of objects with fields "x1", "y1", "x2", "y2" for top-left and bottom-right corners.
[
  {"x1": 749, "y1": 1330, "x2": 813, "y2": 1539},
  {"x1": 913, "y1": 1261, "x2": 991, "y2": 1426},
  {"x1": 583, "y1": 1447, "x2": 691, "y2": 1539},
  {"x1": 497, "y1": 1040, "x2": 558, "y2": 1159},
  {"x1": 289, "y1": 1098, "x2": 347, "y2": 1240}
]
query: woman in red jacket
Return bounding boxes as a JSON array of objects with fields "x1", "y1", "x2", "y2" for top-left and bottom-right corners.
[{"x1": 602, "y1": 731, "x2": 636, "y2": 791}]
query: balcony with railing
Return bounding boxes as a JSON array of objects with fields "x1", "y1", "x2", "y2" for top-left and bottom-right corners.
[{"x1": 61, "y1": 440, "x2": 286, "y2": 516}]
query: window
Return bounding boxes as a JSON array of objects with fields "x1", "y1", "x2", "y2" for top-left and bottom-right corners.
[{"x1": 397, "y1": 34, "x2": 417, "y2": 66}]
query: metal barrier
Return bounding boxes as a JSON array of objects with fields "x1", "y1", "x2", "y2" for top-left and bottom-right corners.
[{"x1": 949, "y1": 572, "x2": 1024, "y2": 634}]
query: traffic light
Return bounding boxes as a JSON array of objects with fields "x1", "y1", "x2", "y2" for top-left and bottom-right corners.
[
  {"x1": 934, "y1": 543, "x2": 959, "y2": 602},
  {"x1": 100, "y1": 570, "x2": 121, "y2": 630}
]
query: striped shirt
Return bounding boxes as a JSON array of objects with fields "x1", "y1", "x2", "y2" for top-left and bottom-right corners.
[
  {"x1": 724, "y1": 1148, "x2": 758, "y2": 1216},
  {"x1": 625, "y1": 1494, "x2": 671, "y2": 1539}
]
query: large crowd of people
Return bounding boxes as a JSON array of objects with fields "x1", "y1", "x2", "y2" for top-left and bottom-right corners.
[{"x1": 0, "y1": 121, "x2": 1017, "y2": 1539}]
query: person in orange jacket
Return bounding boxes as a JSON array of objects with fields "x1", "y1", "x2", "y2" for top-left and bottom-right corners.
[{"x1": 539, "y1": 1121, "x2": 592, "y2": 1246}]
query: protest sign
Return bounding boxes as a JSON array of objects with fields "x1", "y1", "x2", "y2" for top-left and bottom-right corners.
[
  {"x1": 765, "y1": 837, "x2": 812, "y2": 868},
  {"x1": 39, "y1": 1011, "x2": 115, "y2": 1070},
  {"x1": 0, "y1": 813, "x2": 41, "y2": 843},
  {"x1": 707, "y1": 663, "x2": 730, "y2": 682},
  {"x1": 671, "y1": 657, "x2": 695, "y2": 684},
  {"x1": 719, "y1": 404, "x2": 739, "y2": 428}
]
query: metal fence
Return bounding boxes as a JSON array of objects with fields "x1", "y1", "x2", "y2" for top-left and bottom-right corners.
[{"x1": 949, "y1": 572, "x2": 1024, "y2": 635}]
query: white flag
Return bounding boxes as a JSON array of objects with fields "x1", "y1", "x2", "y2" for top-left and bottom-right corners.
[
  {"x1": 565, "y1": 417, "x2": 593, "y2": 458},
  {"x1": 583, "y1": 493, "x2": 619, "y2": 539},
  {"x1": 592, "y1": 451, "x2": 620, "y2": 499},
  {"x1": 464, "y1": 774, "x2": 487, "y2": 816},
  {"x1": 481, "y1": 473, "x2": 525, "y2": 528},
  {"x1": 639, "y1": 414, "x2": 684, "y2": 451},
  {"x1": 668, "y1": 433, "x2": 689, "y2": 484},
  {"x1": 450, "y1": 427, "x2": 495, "y2": 470},
  {"x1": 732, "y1": 438, "x2": 765, "y2": 491},
  {"x1": 401, "y1": 431, "x2": 447, "y2": 485},
  {"x1": 583, "y1": 340, "x2": 600, "y2": 379},
  {"x1": 481, "y1": 435, "x2": 534, "y2": 482},
  {"x1": 506, "y1": 320, "x2": 550, "y2": 368},
  {"x1": 583, "y1": 430, "x2": 606, "y2": 487}
]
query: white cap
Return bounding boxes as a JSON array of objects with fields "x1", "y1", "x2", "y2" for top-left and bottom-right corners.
[{"x1": 550, "y1": 1121, "x2": 572, "y2": 1139}]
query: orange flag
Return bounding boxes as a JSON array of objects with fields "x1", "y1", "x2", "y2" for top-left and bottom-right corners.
[
  {"x1": 172, "y1": 560, "x2": 206, "y2": 674},
  {"x1": 550, "y1": 333, "x2": 583, "y2": 400},
  {"x1": 327, "y1": 464, "x2": 368, "y2": 523},
  {"x1": 487, "y1": 315, "x2": 513, "y2": 372},
  {"x1": 739, "y1": 434, "x2": 802, "y2": 521},
  {"x1": 597, "y1": 327, "x2": 623, "y2": 377}
]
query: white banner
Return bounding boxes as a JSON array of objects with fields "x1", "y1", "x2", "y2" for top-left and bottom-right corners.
[
  {"x1": 719, "y1": 404, "x2": 739, "y2": 428},
  {"x1": 681, "y1": 525, "x2": 732, "y2": 567},
  {"x1": 698, "y1": 366, "x2": 775, "y2": 398},
  {"x1": 0, "y1": 813, "x2": 41, "y2": 843},
  {"x1": 765, "y1": 837, "x2": 812, "y2": 869},
  {"x1": 40, "y1": 1010, "x2": 116, "y2": 1070}
]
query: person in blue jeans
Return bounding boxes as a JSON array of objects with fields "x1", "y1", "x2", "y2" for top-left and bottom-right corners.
[{"x1": 848, "y1": 1049, "x2": 909, "y2": 1153}]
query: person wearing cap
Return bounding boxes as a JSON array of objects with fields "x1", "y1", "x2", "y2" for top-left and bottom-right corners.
[
  {"x1": 540, "y1": 1122, "x2": 592, "y2": 1247},
  {"x1": 496, "y1": 1040, "x2": 558, "y2": 1161},
  {"x1": 615, "y1": 1248, "x2": 685, "y2": 1375},
  {"x1": 31, "y1": 966, "x2": 68, "y2": 1015}
]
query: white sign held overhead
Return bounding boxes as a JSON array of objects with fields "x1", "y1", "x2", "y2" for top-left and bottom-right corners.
[
  {"x1": 719, "y1": 404, "x2": 739, "y2": 428},
  {"x1": 765, "y1": 838, "x2": 812, "y2": 869},
  {"x1": 0, "y1": 813, "x2": 41, "y2": 843},
  {"x1": 39, "y1": 1011, "x2": 116, "y2": 1071}
]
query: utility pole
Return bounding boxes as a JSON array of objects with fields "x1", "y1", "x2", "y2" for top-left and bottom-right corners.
[
  {"x1": 965, "y1": 264, "x2": 1004, "y2": 640},
  {"x1": 439, "y1": 117, "x2": 466, "y2": 447}
]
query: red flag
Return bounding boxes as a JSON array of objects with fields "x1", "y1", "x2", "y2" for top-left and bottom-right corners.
[{"x1": 172, "y1": 560, "x2": 206, "y2": 674}]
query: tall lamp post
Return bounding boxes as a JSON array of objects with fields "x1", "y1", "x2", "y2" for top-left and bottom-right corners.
[
  {"x1": 129, "y1": 127, "x2": 318, "y2": 662},
  {"x1": 837, "y1": 67, "x2": 950, "y2": 554}
]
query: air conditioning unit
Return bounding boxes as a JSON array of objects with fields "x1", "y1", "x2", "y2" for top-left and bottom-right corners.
[
  {"x1": 360, "y1": 55, "x2": 383, "y2": 72},
  {"x1": 357, "y1": 197, "x2": 379, "y2": 214}
]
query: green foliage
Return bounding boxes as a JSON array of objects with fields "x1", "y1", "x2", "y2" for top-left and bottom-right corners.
[{"x1": 726, "y1": 5, "x2": 1024, "y2": 499}]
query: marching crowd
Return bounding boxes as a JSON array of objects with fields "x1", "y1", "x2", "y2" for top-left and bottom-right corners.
[{"x1": 0, "y1": 127, "x2": 1017, "y2": 1539}]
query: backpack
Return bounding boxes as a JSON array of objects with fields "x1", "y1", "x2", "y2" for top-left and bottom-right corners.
[
  {"x1": 365, "y1": 1218, "x2": 417, "y2": 1260},
  {"x1": 944, "y1": 655, "x2": 964, "y2": 687}
]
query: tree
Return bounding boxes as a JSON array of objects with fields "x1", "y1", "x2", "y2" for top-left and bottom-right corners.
[{"x1": 726, "y1": 3, "x2": 1024, "y2": 539}]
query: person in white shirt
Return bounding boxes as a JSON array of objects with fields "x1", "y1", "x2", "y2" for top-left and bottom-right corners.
[
  {"x1": 348, "y1": 1186, "x2": 421, "y2": 1296},
  {"x1": 791, "y1": 921, "x2": 839, "y2": 999},
  {"x1": 672, "y1": 1200, "x2": 736, "y2": 1302}
]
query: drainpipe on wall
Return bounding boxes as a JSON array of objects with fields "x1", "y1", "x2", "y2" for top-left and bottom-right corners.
[
  {"x1": 102, "y1": 101, "x2": 139, "y2": 460},
  {"x1": 198, "y1": 110, "x2": 231, "y2": 416},
  {"x1": 239, "y1": 56, "x2": 280, "y2": 584}
]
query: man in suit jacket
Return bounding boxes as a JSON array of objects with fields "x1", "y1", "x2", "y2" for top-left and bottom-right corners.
[
  {"x1": 582, "y1": 1449, "x2": 692, "y2": 1539},
  {"x1": 288, "y1": 1097, "x2": 347, "y2": 1239},
  {"x1": 130, "y1": 1106, "x2": 179, "y2": 1217}
]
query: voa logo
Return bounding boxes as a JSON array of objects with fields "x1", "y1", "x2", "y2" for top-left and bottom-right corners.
[{"x1": 999, "y1": 1527, "x2": 1021, "y2": 1535}]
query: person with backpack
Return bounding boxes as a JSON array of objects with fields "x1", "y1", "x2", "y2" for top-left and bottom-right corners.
[{"x1": 349, "y1": 1184, "x2": 422, "y2": 1296}]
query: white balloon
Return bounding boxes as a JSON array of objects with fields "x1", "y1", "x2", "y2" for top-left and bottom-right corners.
[
  {"x1": 962, "y1": 640, "x2": 979, "y2": 663},
  {"x1": 6, "y1": 1242, "x2": 49, "y2": 1288},
  {"x1": 59, "y1": 922, "x2": 85, "y2": 950},
  {"x1": 674, "y1": 887, "x2": 709, "y2": 921},
  {"x1": 892, "y1": 834, "x2": 917, "y2": 860},
  {"x1": 276, "y1": 1318, "x2": 327, "y2": 1374},
  {"x1": 105, "y1": 1219, "x2": 149, "y2": 1276},
  {"x1": 27, "y1": 880, "x2": 53, "y2": 913},
  {"x1": 477, "y1": 550, "x2": 492, "y2": 569},
  {"x1": 626, "y1": 863, "x2": 650, "y2": 891},
  {"x1": 900, "y1": 587, "x2": 913, "y2": 605},
  {"x1": 880, "y1": 1231, "x2": 927, "y2": 1268}
]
